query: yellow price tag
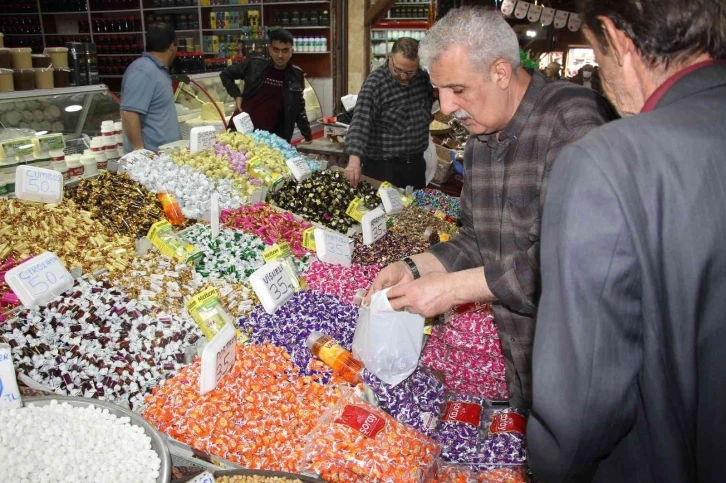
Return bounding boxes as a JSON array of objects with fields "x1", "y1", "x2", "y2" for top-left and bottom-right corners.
[
  {"x1": 262, "y1": 242, "x2": 292, "y2": 263},
  {"x1": 346, "y1": 197, "x2": 368, "y2": 223},
  {"x1": 302, "y1": 227, "x2": 317, "y2": 251}
]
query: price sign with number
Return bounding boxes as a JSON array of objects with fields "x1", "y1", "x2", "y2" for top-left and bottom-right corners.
[
  {"x1": 4, "y1": 252, "x2": 74, "y2": 308},
  {"x1": 232, "y1": 112, "x2": 255, "y2": 134},
  {"x1": 190, "y1": 126, "x2": 217, "y2": 153},
  {"x1": 362, "y1": 207, "x2": 387, "y2": 246},
  {"x1": 249, "y1": 261, "x2": 295, "y2": 314},
  {"x1": 15, "y1": 165, "x2": 64, "y2": 204},
  {"x1": 286, "y1": 156, "x2": 312, "y2": 182},
  {"x1": 200, "y1": 322, "x2": 236, "y2": 395},
  {"x1": 188, "y1": 471, "x2": 215, "y2": 483},
  {"x1": 314, "y1": 228, "x2": 352, "y2": 266},
  {"x1": 379, "y1": 188, "x2": 404, "y2": 215}
]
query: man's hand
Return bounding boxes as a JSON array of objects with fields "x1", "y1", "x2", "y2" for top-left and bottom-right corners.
[
  {"x1": 235, "y1": 97, "x2": 243, "y2": 111},
  {"x1": 365, "y1": 261, "x2": 414, "y2": 305},
  {"x1": 344, "y1": 155, "x2": 362, "y2": 187},
  {"x1": 386, "y1": 272, "x2": 458, "y2": 318}
]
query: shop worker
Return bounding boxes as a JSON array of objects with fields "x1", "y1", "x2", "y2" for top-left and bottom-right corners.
[
  {"x1": 220, "y1": 29, "x2": 312, "y2": 143},
  {"x1": 529, "y1": 0, "x2": 726, "y2": 481},
  {"x1": 367, "y1": 7, "x2": 614, "y2": 408},
  {"x1": 121, "y1": 23, "x2": 181, "y2": 153},
  {"x1": 344, "y1": 37, "x2": 435, "y2": 189}
]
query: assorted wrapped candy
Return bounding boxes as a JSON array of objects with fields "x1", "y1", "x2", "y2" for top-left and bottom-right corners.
[
  {"x1": 144, "y1": 343, "x2": 343, "y2": 472},
  {"x1": 482, "y1": 408, "x2": 528, "y2": 466},
  {"x1": 412, "y1": 188, "x2": 461, "y2": 220},
  {"x1": 300, "y1": 390, "x2": 441, "y2": 482},
  {"x1": 390, "y1": 205, "x2": 458, "y2": 242},
  {"x1": 362, "y1": 366, "x2": 446, "y2": 438},
  {"x1": 435, "y1": 394, "x2": 488, "y2": 467},
  {"x1": 434, "y1": 464, "x2": 527, "y2": 483},
  {"x1": 351, "y1": 231, "x2": 430, "y2": 266},
  {"x1": 1, "y1": 278, "x2": 202, "y2": 410},
  {"x1": 303, "y1": 261, "x2": 381, "y2": 304}
]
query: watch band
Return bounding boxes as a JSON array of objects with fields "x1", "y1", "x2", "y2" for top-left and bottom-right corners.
[{"x1": 402, "y1": 257, "x2": 421, "y2": 280}]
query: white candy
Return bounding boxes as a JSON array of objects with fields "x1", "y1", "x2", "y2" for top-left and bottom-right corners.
[{"x1": 0, "y1": 400, "x2": 161, "y2": 482}]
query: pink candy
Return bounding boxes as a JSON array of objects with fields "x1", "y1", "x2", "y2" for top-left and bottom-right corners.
[{"x1": 303, "y1": 261, "x2": 382, "y2": 304}]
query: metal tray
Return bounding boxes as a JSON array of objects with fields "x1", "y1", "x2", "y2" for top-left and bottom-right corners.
[
  {"x1": 174, "y1": 469, "x2": 324, "y2": 483},
  {"x1": 24, "y1": 395, "x2": 172, "y2": 483}
]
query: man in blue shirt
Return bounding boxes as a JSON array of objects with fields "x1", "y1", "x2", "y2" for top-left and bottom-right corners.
[{"x1": 121, "y1": 23, "x2": 180, "y2": 153}]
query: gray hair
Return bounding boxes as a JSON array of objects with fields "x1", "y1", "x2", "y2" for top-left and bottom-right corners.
[{"x1": 419, "y1": 7, "x2": 521, "y2": 76}]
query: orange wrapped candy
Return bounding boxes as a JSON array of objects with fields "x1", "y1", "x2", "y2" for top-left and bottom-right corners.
[
  {"x1": 143, "y1": 343, "x2": 343, "y2": 472},
  {"x1": 300, "y1": 390, "x2": 441, "y2": 482},
  {"x1": 433, "y1": 464, "x2": 528, "y2": 483}
]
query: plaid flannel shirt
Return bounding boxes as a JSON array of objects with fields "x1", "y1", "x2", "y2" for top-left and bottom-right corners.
[
  {"x1": 345, "y1": 61, "x2": 435, "y2": 159},
  {"x1": 429, "y1": 71, "x2": 615, "y2": 406}
]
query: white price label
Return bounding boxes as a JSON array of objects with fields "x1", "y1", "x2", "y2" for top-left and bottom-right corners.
[
  {"x1": 0, "y1": 344, "x2": 22, "y2": 409},
  {"x1": 362, "y1": 207, "x2": 387, "y2": 246},
  {"x1": 200, "y1": 322, "x2": 236, "y2": 395},
  {"x1": 285, "y1": 156, "x2": 312, "y2": 182},
  {"x1": 314, "y1": 228, "x2": 352, "y2": 267},
  {"x1": 14, "y1": 165, "x2": 64, "y2": 204},
  {"x1": 379, "y1": 188, "x2": 404, "y2": 215},
  {"x1": 341, "y1": 94, "x2": 358, "y2": 111},
  {"x1": 232, "y1": 112, "x2": 255, "y2": 134},
  {"x1": 249, "y1": 261, "x2": 295, "y2": 314},
  {"x1": 4, "y1": 252, "x2": 74, "y2": 308},
  {"x1": 210, "y1": 193, "x2": 220, "y2": 240},
  {"x1": 190, "y1": 126, "x2": 217, "y2": 154}
]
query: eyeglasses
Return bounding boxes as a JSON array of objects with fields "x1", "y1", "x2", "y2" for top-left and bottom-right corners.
[{"x1": 390, "y1": 60, "x2": 418, "y2": 77}]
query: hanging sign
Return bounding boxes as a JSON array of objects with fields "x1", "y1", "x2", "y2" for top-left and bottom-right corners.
[
  {"x1": 514, "y1": 1, "x2": 530, "y2": 19},
  {"x1": 500, "y1": 0, "x2": 517, "y2": 16},
  {"x1": 527, "y1": 4, "x2": 543, "y2": 23},
  {"x1": 541, "y1": 7, "x2": 556, "y2": 26},
  {"x1": 554, "y1": 10, "x2": 570, "y2": 29},
  {"x1": 568, "y1": 13, "x2": 582, "y2": 32}
]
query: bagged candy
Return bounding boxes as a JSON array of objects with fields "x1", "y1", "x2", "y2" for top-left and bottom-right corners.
[
  {"x1": 436, "y1": 394, "x2": 488, "y2": 466},
  {"x1": 300, "y1": 390, "x2": 441, "y2": 482},
  {"x1": 434, "y1": 464, "x2": 527, "y2": 483},
  {"x1": 482, "y1": 408, "x2": 528, "y2": 465}
]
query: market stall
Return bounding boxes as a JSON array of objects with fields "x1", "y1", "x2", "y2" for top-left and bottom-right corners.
[{"x1": 0, "y1": 115, "x2": 529, "y2": 483}]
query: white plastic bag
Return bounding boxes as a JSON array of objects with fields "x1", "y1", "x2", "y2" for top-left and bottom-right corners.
[
  {"x1": 352, "y1": 288, "x2": 425, "y2": 386},
  {"x1": 424, "y1": 134, "x2": 437, "y2": 186}
]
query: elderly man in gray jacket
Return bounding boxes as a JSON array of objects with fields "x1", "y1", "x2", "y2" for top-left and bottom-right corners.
[{"x1": 529, "y1": 0, "x2": 726, "y2": 482}]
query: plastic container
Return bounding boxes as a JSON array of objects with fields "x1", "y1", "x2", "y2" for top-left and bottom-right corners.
[
  {"x1": 157, "y1": 192, "x2": 185, "y2": 225},
  {"x1": 65, "y1": 154, "x2": 84, "y2": 180},
  {"x1": 33, "y1": 152, "x2": 52, "y2": 168},
  {"x1": 90, "y1": 136, "x2": 104, "y2": 154},
  {"x1": 45, "y1": 47, "x2": 69, "y2": 69},
  {"x1": 34, "y1": 67, "x2": 54, "y2": 89},
  {"x1": 12, "y1": 69, "x2": 35, "y2": 91},
  {"x1": 0, "y1": 48, "x2": 11, "y2": 69},
  {"x1": 53, "y1": 68, "x2": 71, "y2": 88},
  {"x1": 94, "y1": 151, "x2": 108, "y2": 171},
  {"x1": 0, "y1": 68, "x2": 13, "y2": 92},
  {"x1": 306, "y1": 331, "x2": 364, "y2": 384},
  {"x1": 32, "y1": 54, "x2": 51, "y2": 68},
  {"x1": 9, "y1": 47, "x2": 32, "y2": 69},
  {"x1": 113, "y1": 121, "x2": 123, "y2": 148},
  {"x1": 49, "y1": 149, "x2": 69, "y2": 182},
  {"x1": 81, "y1": 153, "x2": 98, "y2": 177}
]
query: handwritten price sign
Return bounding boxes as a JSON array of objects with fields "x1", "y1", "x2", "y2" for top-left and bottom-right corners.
[
  {"x1": 286, "y1": 156, "x2": 312, "y2": 182},
  {"x1": 249, "y1": 261, "x2": 295, "y2": 314},
  {"x1": 4, "y1": 252, "x2": 74, "y2": 308},
  {"x1": 190, "y1": 126, "x2": 217, "y2": 154},
  {"x1": 362, "y1": 207, "x2": 387, "y2": 245},
  {"x1": 379, "y1": 188, "x2": 404, "y2": 215},
  {"x1": 200, "y1": 322, "x2": 236, "y2": 395},
  {"x1": 232, "y1": 112, "x2": 255, "y2": 134},
  {"x1": 314, "y1": 228, "x2": 352, "y2": 266},
  {"x1": 14, "y1": 165, "x2": 64, "y2": 204}
]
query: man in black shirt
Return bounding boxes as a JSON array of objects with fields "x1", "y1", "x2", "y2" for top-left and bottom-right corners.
[
  {"x1": 219, "y1": 29, "x2": 312, "y2": 142},
  {"x1": 344, "y1": 37, "x2": 435, "y2": 188}
]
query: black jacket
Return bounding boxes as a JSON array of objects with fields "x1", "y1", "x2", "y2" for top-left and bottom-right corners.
[{"x1": 219, "y1": 58, "x2": 312, "y2": 142}]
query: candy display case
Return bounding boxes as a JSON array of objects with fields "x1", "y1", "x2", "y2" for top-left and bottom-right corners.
[{"x1": 0, "y1": 84, "x2": 119, "y2": 140}]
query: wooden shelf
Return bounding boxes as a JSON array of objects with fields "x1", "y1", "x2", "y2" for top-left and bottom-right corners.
[
  {"x1": 90, "y1": 9, "x2": 141, "y2": 14},
  {"x1": 41, "y1": 11, "x2": 89, "y2": 15}
]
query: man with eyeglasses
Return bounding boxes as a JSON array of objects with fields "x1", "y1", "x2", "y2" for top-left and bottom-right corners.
[{"x1": 344, "y1": 37, "x2": 435, "y2": 189}]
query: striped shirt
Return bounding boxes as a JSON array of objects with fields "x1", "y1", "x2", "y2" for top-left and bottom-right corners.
[
  {"x1": 345, "y1": 61, "x2": 435, "y2": 159},
  {"x1": 429, "y1": 71, "x2": 616, "y2": 406}
]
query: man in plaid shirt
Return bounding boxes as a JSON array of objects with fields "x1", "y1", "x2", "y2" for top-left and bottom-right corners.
[
  {"x1": 368, "y1": 7, "x2": 615, "y2": 407},
  {"x1": 344, "y1": 37, "x2": 435, "y2": 189}
]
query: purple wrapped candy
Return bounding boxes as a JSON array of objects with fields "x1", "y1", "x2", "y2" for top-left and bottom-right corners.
[
  {"x1": 481, "y1": 407, "x2": 528, "y2": 465},
  {"x1": 435, "y1": 393, "x2": 489, "y2": 467},
  {"x1": 237, "y1": 291, "x2": 359, "y2": 377},
  {"x1": 362, "y1": 366, "x2": 445, "y2": 437}
]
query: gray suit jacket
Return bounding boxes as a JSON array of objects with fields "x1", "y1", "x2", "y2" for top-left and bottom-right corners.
[{"x1": 528, "y1": 62, "x2": 726, "y2": 482}]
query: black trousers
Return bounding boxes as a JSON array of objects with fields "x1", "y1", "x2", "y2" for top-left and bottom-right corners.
[{"x1": 362, "y1": 153, "x2": 426, "y2": 189}]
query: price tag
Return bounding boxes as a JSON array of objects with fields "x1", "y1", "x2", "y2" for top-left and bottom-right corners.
[
  {"x1": 14, "y1": 165, "x2": 64, "y2": 204},
  {"x1": 0, "y1": 138, "x2": 32, "y2": 157},
  {"x1": 0, "y1": 344, "x2": 22, "y2": 409},
  {"x1": 285, "y1": 156, "x2": 312, "y2": 182},
  {"x1": 379, "y1": 188, "x2": 404, "y2": 215},
  {"x1": 232, "y1": 112, "x2": 255, "y2": 134},
  {"x1": 37, "y1": 133, "x2": 65, "y2": 152},
  {"x1": 4, "y1": 252, "x2": 74, "y2": 308},
  {"x1": 190, "y1": 126, "x2": 217, "y2": 154},
  {"x1": 210, "y1": 193, "x2": 220, "y2": 240},
  {"x1": 314, "y1": 228, "x2": 352, "y2": 266},
  {"x1": 302, "y1": 227, "x2": 317, "y2": 251},
  {"x1": 199, "y1": 322, "x2": 236, "y2": 395},
  {"x1": 341, "y1": 94, "x2": 358, "y2": 111},
  {"x1": 187, "y1": 471, "x2": 215, "y2": 483},
  {"x1": 262, "y1": 242, "x2": 292, "y2": 263},
  {"x1": 248, "y1": 187, "x2": 268, "y2": 204},
  {"x1": 362, "y1": 207, "x2": 387, "y2": 246},
  {"x1": 249, "y1": 261, "x2": 295, "y2": 314}
]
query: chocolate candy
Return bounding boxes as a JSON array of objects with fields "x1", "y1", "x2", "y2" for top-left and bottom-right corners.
[{"x1": 351, "y1": 231, "x2": 430, "y2": 266}]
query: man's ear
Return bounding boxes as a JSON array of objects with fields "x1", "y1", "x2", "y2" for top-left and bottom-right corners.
[
  {"x1": 599, "y1": 16, "x2": 636, "y2": 67},
  {"x1": 490, "y1": 58, "x2": 513, "y2": 90}
]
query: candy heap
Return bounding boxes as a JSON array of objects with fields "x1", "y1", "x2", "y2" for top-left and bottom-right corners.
[
  {"x1": 302, "y1": 261, "x2": 381, "y2": 304},
  {"x1": 221, "y1": 204, "x2": 313, "y2": 258},
  {"x1": 238, "y1": 291, "x2": 359, "y2": 375},
  {"x1": 422, "y1": 304, "x2": 508, "y2": 400},
  {"x1": 170, "y1": 147, "x2": 255, "y2": 197},
  {"x1": 250, "y1": 130, "x2": 320, "y2": 171},
  {"x1": 413, "y1": 188, "x2": 461, "y2": 220},
  {"x1": 0, "y1": 199, "x2": 134, "y2": 275},
  {"x1": 351, "y1": 231, "x2": 430, "y2": 266},
  {"x1": 270, "y1": 170, "x2": 378, "y2": 232},
  {"x1": 0, "y1": 255, "x2": 20, "y2": 318},
  {"x1": 218, "y1": 131, "x2": 288, "y2": 175},
  {"x1": 144, "y1": 343, "x2": 343, "y2": 472},
  {"x1": 300, "y1": 390, "x2": 441, "y2": 482},
  {"x1": 481, "y1": 408, "x2": 528, "y2": 465},
  {"x1": 1, "y1": 278, "x2": 202, "y2": 409},
  {"x1": 66, "y1": 171, "x2": 165, "y2": 237},
  {"x1": 390, "y1": 205, "x2": 458, "y2": 242}
]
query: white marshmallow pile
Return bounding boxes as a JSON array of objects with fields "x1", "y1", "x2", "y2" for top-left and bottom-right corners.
[{"x1": 0, "y1": 399, "x2": 161, "y2": 483}]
